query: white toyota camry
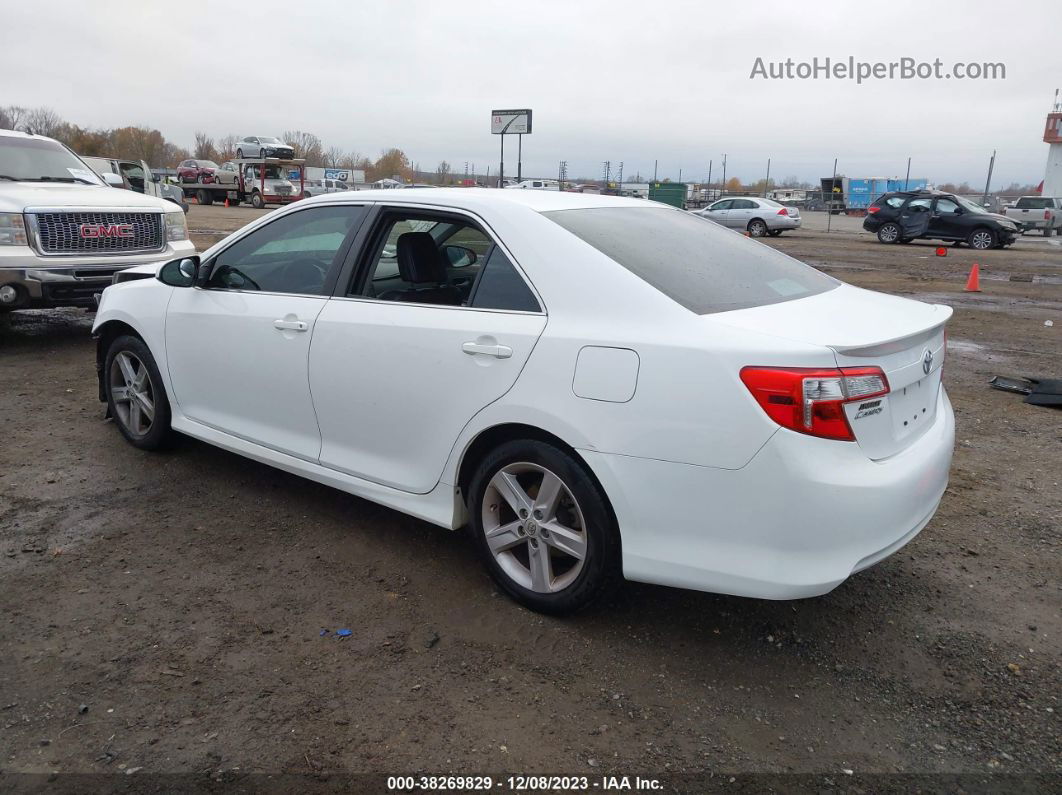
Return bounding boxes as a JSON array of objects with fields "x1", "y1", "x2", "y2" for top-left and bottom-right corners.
[{"x1": 92, "y1": 189, "x2": 954, "y2": 614}]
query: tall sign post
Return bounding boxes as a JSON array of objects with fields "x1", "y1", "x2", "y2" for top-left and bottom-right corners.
[{"x1": 491, "y1": 109, "x2": 532, "y2": 187}]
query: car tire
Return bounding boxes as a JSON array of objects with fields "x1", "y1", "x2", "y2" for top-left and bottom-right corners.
[
  {"x1": 1044, "y1": 228, "x2": 1054, "y2": 238},
  {"x1": 236, "y1": 149, "x2": 243, "y2": 158},
  {"x1": 877, "y1": 223, "x2": 901, "y2": 244},
  {"x1": 251, "y1": 191, "x2": 265, "y2": 209},
  {"x1": 302, "y1": 191, "x2": 311, "y2": 199},
  {"x1": 468, "y1": 439, "x2": 622, "y2": 615},
  {"x1": 747, "y1": 219, "x2": 767, "y2": 238},
  {"x1": 767, "y1": 229, "x2": 783, "y2": 237},
  {"x1": 196, "y1": 189, "x2": 213, "y2": 206},
  {"x1": 104, "y1": 335, "x2": 173, "y2": 452},
  {"x1": 967, "y1": 227, "x2": 996, "y2": 250}
]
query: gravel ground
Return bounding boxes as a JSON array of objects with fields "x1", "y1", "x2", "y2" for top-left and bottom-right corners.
[{"x1": 1, "y1": 206, "x2": 1059, "y2": 791}]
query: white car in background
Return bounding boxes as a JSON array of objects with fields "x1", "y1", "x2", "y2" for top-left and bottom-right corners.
[
  {"x1": 301, "y1": 178, "x2": 349, "y2": 199},
  {"x1": 696, "y1": 196, "x2": 801, "y2": 237},
  {"x1": 92, "y1": 189, "x2": 953, "y2": 614}
]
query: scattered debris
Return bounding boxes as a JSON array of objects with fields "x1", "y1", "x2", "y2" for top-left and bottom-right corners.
[
  {"x1": 336, "y1": 629, "x2": 352, "y2": 638},
  {"x1": 78, "y1": 704, "x2": 88, "y2": 715},
  {"x1": 424, "y1": 630, "x2": 440, "y2": 649},
  {"x1": 988, "y1": 375, "x2": 1062, "y2": 408}
]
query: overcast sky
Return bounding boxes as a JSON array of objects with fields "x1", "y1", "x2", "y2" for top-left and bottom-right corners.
[{"x1": 3, "y1": 0, "x2": 1060, "y2": 185}]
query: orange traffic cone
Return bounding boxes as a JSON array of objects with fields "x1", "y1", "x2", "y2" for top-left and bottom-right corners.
[
  {"x1": 224, "y1": 198, "x2": 230, "y2": 208},
  {"x1": 964, "y1": 263, "x2": 982, "y2": 292},
  {"x1": 935, "y1": 246, "x2": 947, "y2": 257}
]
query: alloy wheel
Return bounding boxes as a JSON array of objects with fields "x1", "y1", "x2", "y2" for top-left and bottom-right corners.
[
  {"x1": 109, "y1": 351, "x2": 155, "y2": 437},
  {"x1": 749, "y1": 220, "x2": 767, "y2": 237},
  {"x1": 481, "y1": 462, "x2": 588, "y2": 594},
  {"x1": 970, "y1": 230, "x2": 993, "y2": 249},
  {"x1": 878, "y1": 224, "x2": 899, "y2": 243}
]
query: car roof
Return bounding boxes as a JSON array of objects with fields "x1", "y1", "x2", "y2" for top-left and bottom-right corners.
[
  {"x1": 299, "y1": 187, "x2": 654, "y2": 213},
  {"x1": 0, "y1": 128, "x2": 58, "y2": 142}
]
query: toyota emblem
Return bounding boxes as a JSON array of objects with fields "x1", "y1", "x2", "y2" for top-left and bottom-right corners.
[{"x1": 922, "y1": 349, "x2": 934, "y2": 375}]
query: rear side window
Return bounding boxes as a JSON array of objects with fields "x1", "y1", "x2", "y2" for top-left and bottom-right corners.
[
  {"x1": 471, "y1": 248, "x2": 540, "y2": 312},
  {"x1": 545, "y1": 206, "x2": 837, "y2": 314},
  {"x1": 880, "y1": 195, "x2": 905, "y2": 209},
  {"x1": 1015, "y1": 197, "x2": 1052, "y2": 209}
]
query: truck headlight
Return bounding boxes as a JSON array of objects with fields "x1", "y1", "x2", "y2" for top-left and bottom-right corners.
[
  {"x1": 0, "y1": 213, "x2": 28, "y2": 246},
  {"x1": 165, "y1": 209, "x2": 188, "y2": 242}
]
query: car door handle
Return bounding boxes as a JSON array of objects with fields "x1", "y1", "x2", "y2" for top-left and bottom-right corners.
[
  {"x1": 273, "y1": 319, "x2": 308, "y2": 332},
  {"x1": 462, "y1": 341, "x2": 513, "y2": 359}
]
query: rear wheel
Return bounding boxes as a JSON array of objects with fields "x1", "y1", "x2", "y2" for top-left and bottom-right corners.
[
  {"x1": 766, "y1": 229, "x2": 783, "y2": 237},
  {"x1": 251, "y1": 191, "x2": 265, "y2": 209},
  {"x1": 1044, "y1": 227, "x2": 1054, "y2": 238},
  {"x1": 104, "y1": 335, "x2": 173, "y2": 451},
  {"x1": 236, "y1": 148, "x2": 243, "y2": 158},
  {"x1": 469, "y1": 439, "x2": 621, "y2": 615},
  {"x1": 196, "y1": 189, "x2": 213, "y2": 206},
  {"x1": 967, "y1": 227, "x2": 996, "y2": 250},
  {"x1": 877, "y1": 222, "x2": 901, "y2": 243},
  {"x1": 747, "y1": 218, "x2": 767, "y2": 238}
]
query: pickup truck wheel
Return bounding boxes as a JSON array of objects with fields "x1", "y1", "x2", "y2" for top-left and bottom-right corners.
[
  {"x1": 105, "y1": 335, "x2": 173, "y2": 451},
  {"x1": 196, "y1": 189, "x2": 213, "y2": 206},
  {"x1": 251, "y1": 191, "x2": 265, "y2": 209},
  {"x1": 876, "y1": 223, "x2": 901, "y2": 244},
  {"x1": 1044, "y1": 228, "x2": 1054, "y2": 238},
  {"x1": 967, "y1": 228, "x2": 996, "y2": 250}
]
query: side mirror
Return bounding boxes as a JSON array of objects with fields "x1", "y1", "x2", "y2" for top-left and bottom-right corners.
[
  {"x1": 151, "y1": 174, "x2": 161, "y2": 183},
  {"x1": 158, "y1": 256, "x2": 200, "y2": 287},
  {"x1": 102, "y1": 172, "x2": 124, "y2": 187},
  {"x1": 443, "y1": 245, "x2": 477, "y2": 267},
  {"x1": 954, "y1": 206, "x2": 964, "y2": 214}
]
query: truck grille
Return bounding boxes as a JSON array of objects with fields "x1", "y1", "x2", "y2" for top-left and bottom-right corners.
[{"x1": 30, "y1": 211, "x2": 164, "y2": 256}]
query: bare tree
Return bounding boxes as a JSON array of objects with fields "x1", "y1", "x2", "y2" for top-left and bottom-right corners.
[
  {"x1": 193, "y1": 131, "x2": 216, "y2": 160},
  {"x1": 324, "y1": 146, "x2": 345, "y2": 168},
  {"x1": 282, "y1": 130, "x2": 324, "y2": 165},
  {"x1": 216, "y1": 134, "x2": 238, "y2": 161},
  {"x1": 435, "y1": 160, "x2": 452, "y2": 185},
  {"x1": 22, "y1": 107, "x2": 64, "y2": 137},
  {"x1": 0, "y1": 105, "x2": 28, "y2": 131}
]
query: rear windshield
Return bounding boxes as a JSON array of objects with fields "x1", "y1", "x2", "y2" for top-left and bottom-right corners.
[
  {"x1": 544, "y1": 206, "x2": 837, "y2": 314},
  {"x1": 1015, "y1": 197, "x2": 1052, "y2": 209}
]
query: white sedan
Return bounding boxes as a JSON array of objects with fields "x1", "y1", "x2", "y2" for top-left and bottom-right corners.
[{"x1": 92, "y1": 189, "x2": 954, "y2": 614}]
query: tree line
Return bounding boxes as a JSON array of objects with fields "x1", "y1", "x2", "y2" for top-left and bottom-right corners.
[{"x1": 1, "y1": 105, "x2": 416, "y2": 183}]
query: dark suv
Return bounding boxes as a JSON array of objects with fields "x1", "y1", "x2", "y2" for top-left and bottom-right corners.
[{"x1": 863, "y1": 190, "x2": 1020, "y2": 250}]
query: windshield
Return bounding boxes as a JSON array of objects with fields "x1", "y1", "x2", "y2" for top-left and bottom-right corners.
[
  {"x1": 955, "y1": 196, "x2": 988, "y2": 214},
  {"x1": 0, "y1": 136, "x2": 104, "y2": 184},
  {"x1": 199, "y1": 160, "x2": 219, "y2": 169},
  {"x1": 259, "y1": 137, "x2": 282, "y2": 144},
  {"x1": 545, "y1": 206, "x2": 838, "y2": 314}
]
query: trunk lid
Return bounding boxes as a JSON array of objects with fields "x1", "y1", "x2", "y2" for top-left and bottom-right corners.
[{"x1": 713, "y1": 284, "x2": 951, "y2": 459}]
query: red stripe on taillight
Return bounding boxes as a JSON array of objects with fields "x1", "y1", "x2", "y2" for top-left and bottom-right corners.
[
  {"x1": 867, "y1": 206, "x2": 881, "y2": 214},
  {"x1": 740, "y1": 366, "x2": 890, "y2": 441},
  {"x1": 777, "y1": 207, "x2": 789, "y2": 216}
]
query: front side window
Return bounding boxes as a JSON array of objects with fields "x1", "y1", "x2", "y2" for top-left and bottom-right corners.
[
  {"x1": 708, "y1": 200, "x2": 732, "y2": 211},
  {"x1": 935, "y1": 198, "x2": 960, "y2": 215},
  {"x1": 207, "y1": 205, "x2": 365, "y2": 295},
  {"x1": 545, "y1": 206, "x2": 837, "y2": 314}
]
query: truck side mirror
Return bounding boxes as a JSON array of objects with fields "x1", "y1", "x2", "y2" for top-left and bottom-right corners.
[
  {"x1": 102, "y1": 172, "x2": 124, "y2": 187},
  {"x1": 151, "y1": 174, "x2": 161, "y2": 183}
]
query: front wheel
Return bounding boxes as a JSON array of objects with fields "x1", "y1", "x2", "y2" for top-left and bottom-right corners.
[
  {"x1": 469, "y1": 440, "x2": 621, "y2": 615},
  {"x1": 236, "y1": 148, "x2": 243, "y2": 158},
  {"x1": 967, "y1": 227, "x2": 996, "y2": 250},
  {"x1": 251, "y1": 191, "x2": 265, "y2": 209},
  {"x1": 104, "y1": 335, "x2": 173, "y2": 451},
  {"x1": 877, "y1": 222, "x2": 901, "y2": 243},
  {"x1": 747, "y1": 219, "x2": 767, "y2": 238}
]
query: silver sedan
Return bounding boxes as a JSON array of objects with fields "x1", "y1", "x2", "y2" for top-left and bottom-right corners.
[{"x1": 694, "y1": 197, "x2": 801, "y2": 237}]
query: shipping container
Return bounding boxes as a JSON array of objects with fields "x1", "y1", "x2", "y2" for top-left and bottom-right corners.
[{"x1": 648, "y1": 181, "x2": 687, "y2": 208}]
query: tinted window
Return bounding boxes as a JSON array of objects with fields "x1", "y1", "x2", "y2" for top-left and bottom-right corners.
[
  {"x1": 731, "y1": 199, "x2": 755, "y2": 209},
  {"x1": 935, "y1": 198, "x2": 960, "y2": 214},
  {"x1": 709, "y1": 200, "x2": 732, "y2": 211},
  {"x1": 545, "y1": 206, "x2": 837, "y2": 314},
  {"x1": 471, "y1": 248, "x2": 540, "y2": 312},
  {"x1": 1015, "y1": 197, "x2": 1052, "y2": 209},
  {"x1": 208, "y1": 205, "x2": 364, "y2": 295}
]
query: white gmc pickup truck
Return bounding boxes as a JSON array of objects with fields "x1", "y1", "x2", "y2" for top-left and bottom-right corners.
[{"x1": 0, "y1": 129, "x2": 195, "y2": 312}]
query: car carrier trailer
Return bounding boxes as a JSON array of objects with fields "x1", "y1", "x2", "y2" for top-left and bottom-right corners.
[{"x1": 181, "y1": 157, "x2": 306, "y2": 208}]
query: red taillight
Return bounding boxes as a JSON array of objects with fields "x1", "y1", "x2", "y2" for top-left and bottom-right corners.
[
  {"x1": 776, "y1": 207, "x2": 789, "y2": 216},
  {"x1": 739, "y1": 366, "x2": 890, "y2": 441},
  {"x1": 1046, "y1": 210, "x2": 1052, "y2": 220},
  {"x1": 867, "y1": 206, "x2": 881, "y2": 214}
]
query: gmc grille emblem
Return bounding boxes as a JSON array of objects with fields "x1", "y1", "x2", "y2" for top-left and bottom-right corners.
[{"x1": 80, "y1": 223, "x2": 135, "y2": 239}]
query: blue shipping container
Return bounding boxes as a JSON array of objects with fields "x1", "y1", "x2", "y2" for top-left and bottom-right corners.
[{"x1": 846, "y1": 177, "x2": 927, "y2": 209}]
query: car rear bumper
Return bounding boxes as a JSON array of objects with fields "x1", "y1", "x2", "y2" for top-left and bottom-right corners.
[
  {"x1": 767, "y1": 216, "x2": 801, "y2": 230},
  {"x1": 580, "y1": 387, "x2": 954, "y2": 599}
]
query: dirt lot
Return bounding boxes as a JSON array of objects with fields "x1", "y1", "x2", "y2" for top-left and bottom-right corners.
[{"x1": 1, "y1": 204, "x2": 1060, "y2": 790}]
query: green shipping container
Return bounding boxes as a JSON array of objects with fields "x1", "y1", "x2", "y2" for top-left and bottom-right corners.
[{"x1": 648, "y1": 181, "x2": 687, "y2": 209}]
